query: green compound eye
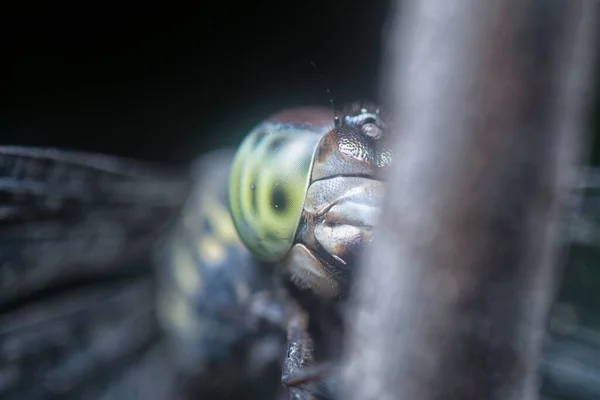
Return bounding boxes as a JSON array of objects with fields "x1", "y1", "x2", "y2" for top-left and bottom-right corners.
[{"x1": 229, "y1": 117, "x2": 327, "y2": 261}]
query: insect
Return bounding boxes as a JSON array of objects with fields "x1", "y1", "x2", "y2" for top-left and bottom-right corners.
[
  {"x1": 0, "y1": 104, "x2": 599, "y2": 400},
  {"x1": 226, "y1": 102, "x2": 390, "y2": 398},
  {"x1": 155, "y1": 148, "x2": 288, "y2": 400},
  {"x1": 159, "y1": 102, "x2": 391, "y2": 400}
]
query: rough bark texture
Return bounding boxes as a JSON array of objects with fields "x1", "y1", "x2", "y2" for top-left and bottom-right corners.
[{"x1": 341, "y1": 1, "x2": 598, "y2": 400}]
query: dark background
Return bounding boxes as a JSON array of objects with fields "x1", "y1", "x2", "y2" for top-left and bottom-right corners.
[
  {"x1": 2, "y1": 2, "x2": 389, "y2": 166},
  {"x1": 3, "y1": 2, "x2": 600, "y2": 164}
]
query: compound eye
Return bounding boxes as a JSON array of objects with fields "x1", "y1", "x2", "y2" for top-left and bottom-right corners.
[
  {"x1": 254, "y1": 166, "x2": 307, "y2": 241},
  {"x1": 229, "y1": 120, "x2": 324, "y2": 261}
]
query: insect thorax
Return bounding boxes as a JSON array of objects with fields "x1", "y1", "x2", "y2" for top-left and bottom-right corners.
[
  {"x1": 157, "y1": 149, "x2": 283, "y2": 379},
  {"x1": 285, "y1": 104, "x2": 391, "y2": 298}
]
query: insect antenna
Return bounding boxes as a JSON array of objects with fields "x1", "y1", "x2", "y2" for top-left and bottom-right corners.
[{"x1": 309, "y1": 60, "x2": 340, "y2": 127}]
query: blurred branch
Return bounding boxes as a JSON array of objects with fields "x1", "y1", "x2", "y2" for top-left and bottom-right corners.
[{"x1": 342, "y1": 1, "x2": 598, "y2": 400}]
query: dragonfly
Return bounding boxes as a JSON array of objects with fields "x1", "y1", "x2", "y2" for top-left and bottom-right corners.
[{"x1": 0, "y1": 103, "x2": 599, "y2": 400}]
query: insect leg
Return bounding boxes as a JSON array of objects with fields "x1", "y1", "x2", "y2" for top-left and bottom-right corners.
[{"x1": 281, "y1": 308, "x2": 333, "y2": 399}]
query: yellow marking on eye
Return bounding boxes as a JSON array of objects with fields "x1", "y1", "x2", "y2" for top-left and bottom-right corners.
[
  {"x1": 171, "y1": 242, "x2": 202, "y2": 297},
  {"x1": 199, "y1": 235, "x2": 226, "y2": 268}
]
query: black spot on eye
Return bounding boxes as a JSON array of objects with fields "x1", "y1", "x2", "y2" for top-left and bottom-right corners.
[
  {"x1": 267, "y1": 137, "x2": 285, "y2": 153},
  {"x1": 271, "y1": 185, "x2": 288, "y2": 214}
]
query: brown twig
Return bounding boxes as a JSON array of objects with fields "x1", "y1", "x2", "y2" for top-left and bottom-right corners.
[{"x1": 342, "y1": 1, "x2": 599, "y2": 400}]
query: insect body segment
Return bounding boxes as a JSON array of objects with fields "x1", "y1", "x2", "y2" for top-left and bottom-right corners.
[
  {"x1": 288, "y1": 105, "x2": 390, "y2": 297},
  {"x1": 156, "y1": 150, "x2": 285, "y2": 395},
  {"x1": 229, "y1": 108, "x2": 334, "y2": 262}
]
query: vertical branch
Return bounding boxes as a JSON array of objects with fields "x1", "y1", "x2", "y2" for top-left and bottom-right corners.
[{"x1": 342, "y1": 1, "x2": 598, "y2": 400}]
